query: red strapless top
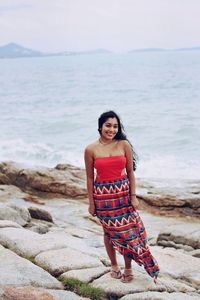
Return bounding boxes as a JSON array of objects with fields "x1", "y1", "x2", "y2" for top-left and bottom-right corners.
[{"x1": 94, "y1": 155, "x2": 127, "y2": 182}]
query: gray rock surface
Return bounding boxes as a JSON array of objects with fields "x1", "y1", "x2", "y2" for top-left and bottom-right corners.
[
  {"x1": 152, "y1": 246, "x2": 200, "y2": 289},
  {"x1": 0, "y1": 245, "x2": 62, "y2": 289},
  {"x1": 92, "y1": 270, "x2": 196, "y2": 298},
  {"x1": 0, "y1": 204, "x2": 31, "y2": 226},
  {"x1": 0, "y1": 227, "x2": 104, "y2": 258},
  {"x1": 120, "y1": 291, "x2": 200, "y2": 300},
  {"x1": 35, "y1": 247, "x2": 103, "y2": 276},
  {"x1": 0, "y1": 220, "x2": 22, "y2": 228},
  {"x1": 60, "y1": 266, "x2": 110, "y2": 283}
]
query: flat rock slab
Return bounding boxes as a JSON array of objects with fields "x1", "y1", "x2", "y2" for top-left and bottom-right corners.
[
  {"x1": 120, "y1": 291, "x2": 200, "y2": 300},
  {"x1": 0, "y1": 227, "x2": 102, "y2": 258},
  {"x1": 157, "y1": 223, "x2": 200, "y2": 249},
  {"x1": 152, "y1": 246, "x2": 200, "y2": 288},
  {"x1": 35, "y1": 248, "x2": 103, "y2": 276},
  {"x1": 0, "y1": 286, "x2": 85, "y2": 300},
  {"x1": 0, "y1": 246, "x2": 62, "y2": 289},
  {"x1": 92, "y1": 270, "x2": 196, "y2": 298},
  {"x1": 60, "y1": 266, "x2": 110, "y2": 283}
]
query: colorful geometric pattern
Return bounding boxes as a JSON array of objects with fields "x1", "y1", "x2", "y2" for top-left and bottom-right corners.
[{"x1": 93, "y1": 177, "x2": 160, "y2": 278}]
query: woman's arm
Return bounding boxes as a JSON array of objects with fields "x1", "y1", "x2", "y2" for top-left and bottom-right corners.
[
  {"x1": 124, "y1": 140, "x2": 139, "y2": 209},
  {"x1": 84, "y1": 146, "x2": 96, "y2": 215}
]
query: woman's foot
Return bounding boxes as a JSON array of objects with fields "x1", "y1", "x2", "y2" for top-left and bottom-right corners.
[
  {"x1": 110, "y1": 265, "x2": 122, "y2": 279},
  {"x1": 153, "y1": 275, "x2": 158, "y2": 284},
  {"x1": 121, "y1": 268, "x2": 134, "y2": 283}
]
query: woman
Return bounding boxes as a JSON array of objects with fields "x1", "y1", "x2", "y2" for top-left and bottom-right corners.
[{"x1": 84, "y1": 110, "x2": 159, "y2": 283}]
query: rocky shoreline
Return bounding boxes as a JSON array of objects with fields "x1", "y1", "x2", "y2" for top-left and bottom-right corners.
[{"x1": 0, "y1": 161, "x2": 200, "y2": 300}]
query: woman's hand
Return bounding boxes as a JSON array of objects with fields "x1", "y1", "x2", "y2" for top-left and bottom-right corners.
[
  {"x1": 88, "y1": 203, "x2": 96, "y2": 216},
  {"x1": 131, "y1": 195, "x2": 139, "y2": 210}
]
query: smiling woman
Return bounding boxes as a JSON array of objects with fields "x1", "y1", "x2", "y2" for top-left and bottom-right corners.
[{"x1": 84, "y1": 110, "x2": 160, "y2": 283}]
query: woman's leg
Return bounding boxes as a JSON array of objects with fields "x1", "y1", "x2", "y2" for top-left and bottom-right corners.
[
  {"x1": 104, "y1": 234, "x2": 122, "y2": 278},
  {"x1": 123, "y1": 255, "x2": 132, "y2": 269},
  {"x1": 104, "y1": 234, "x2": 117, "y2": 266},
  {"x1": 121, "y1": 255, "x2": 134, "y2": 282}
]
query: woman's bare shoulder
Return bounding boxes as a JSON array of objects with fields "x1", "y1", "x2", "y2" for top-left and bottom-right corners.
[
  {"x1": 117, "y1": 139, "x2": 130, "y2": 148},
  {"x1": 85, "y1": 140, "x2": 99, "y2": 153}
]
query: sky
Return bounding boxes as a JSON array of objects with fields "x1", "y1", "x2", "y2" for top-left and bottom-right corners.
[{"x1": 0, "y1": 0, "x2": 200, "y2": 52}]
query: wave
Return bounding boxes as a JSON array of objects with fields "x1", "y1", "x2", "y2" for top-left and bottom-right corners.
[{"x1": 0, "y1": 139, "x2": 199, "y2": 180}]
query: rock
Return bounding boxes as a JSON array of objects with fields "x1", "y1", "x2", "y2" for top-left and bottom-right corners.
[
  {"x1": 0, "y1": 228, "x2": 105, "y2": 259},
  {"x1": 0, "y1": 286, "x2": 84, "y2": 300},
  {"x1": 0, "y1": 246, "x2": 63, "y2": 289},
  {"x1": 0, "y1": 204, "x2": 31, "y2": 226},
  {"x1": 48, "y1": 289, "x2": 87, "y2": 300},
  {"x1": 136, "y1": 178, "x2": 200, "y2": 218},
  {"x1": 26, "y1": 221, "x2": 50, "y2": 234},
  {"x1": 60, "y1": 266, "x2": 110, "y2": 283},
  {"x1": 120, "y1": 291, "x2": 200, "y2": 300},
  {"x1": 35, "y1": 248, "x2": 103, "y2": 276},
  {"x1": 0, "y1": 184, "x2": 27, "y2": 203},
  {"x1": 91, "y1": 269, "x2": 196, "y2": 298},
  {"x1": 0, "y1": 161, "x2": 86, "y2": 198},
  {"x1": 28, "y1": 206, "x2": 53, "y2": 222},
  {"x1": 0, "y1": 220, "x2": 22, "y2": 228},
  {"x1": 190, "y1": 249, "x2": 200, "y2": 258},
  {"x1": 151, "y1": 246, "x2": 200, "y2": 289},
  {"x1": 157, "y1": 223, "x2": 200, "y2": 250}
]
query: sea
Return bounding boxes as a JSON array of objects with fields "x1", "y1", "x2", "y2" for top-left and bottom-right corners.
[{"x1": 0, "y1": 51, "x2": 200, "y2": 180}]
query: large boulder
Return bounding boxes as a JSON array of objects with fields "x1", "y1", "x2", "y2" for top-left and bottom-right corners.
[
  {"x1": 136, "y1": 178, "x2": 200, "y2": 218},
  {"x1": 0, "y1": 161, "x2": 86, "y2": 198},
  {"x1": 157, "y1": 223, "x2": 200, "y2": 250}
]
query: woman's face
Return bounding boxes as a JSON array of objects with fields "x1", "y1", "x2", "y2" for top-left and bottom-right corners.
[{"x1": 101, "y1": 117, "x2": 119, "y2": 140}]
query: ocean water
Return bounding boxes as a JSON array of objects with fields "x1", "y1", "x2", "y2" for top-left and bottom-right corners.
[{"x1": 0, "y1": 51, "x2": 200, "y2": 180}]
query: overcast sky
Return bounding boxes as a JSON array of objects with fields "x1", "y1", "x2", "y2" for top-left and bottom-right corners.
[{"x1": 0, "y1": 0, "x2": 200, "y2": 52}]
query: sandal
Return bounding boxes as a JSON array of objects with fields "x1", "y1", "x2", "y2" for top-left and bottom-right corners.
[
  {"x1": 121, "y1": 269, "x2": 134, "y2": 283},
  {"x1": 110, "y1": 267, "x2": 122, "y2": 279}
]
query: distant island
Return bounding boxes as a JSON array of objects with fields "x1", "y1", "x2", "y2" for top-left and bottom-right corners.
[
  {"x1": 129, "y1": 47, "x2": 200, "y2": 53},
  {"x1": 0, "y1": 43, "x2": 112, "y2": 59},
  {"x1": 0, "y1": 43, "x2": 200, "y2": 58}
]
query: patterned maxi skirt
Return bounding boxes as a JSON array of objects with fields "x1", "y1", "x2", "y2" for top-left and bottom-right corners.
[{"x1": 93, "y1": 176, "x2": 160, "y2": 278}]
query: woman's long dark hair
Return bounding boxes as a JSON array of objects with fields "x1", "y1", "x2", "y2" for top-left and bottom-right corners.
[{"x1": 98, "y1": 110, "x2": 138, "y2": 171}]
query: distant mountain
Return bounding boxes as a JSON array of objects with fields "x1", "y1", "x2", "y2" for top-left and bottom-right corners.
[
  {"x1": 175, "y1": 47, "x2": 200, "y2": 51},
  {"x1": 129, "y1": 48, "x2": 166, "y2": 53},
  {"x1": 0, "y1": 43, "x2": 112, "y2": 58},
  {"x1": 0, "y1": 43, "x2": 44, "y2": 58},
  {"x1": 129, "y1": 47, "x2": 200, "y2": 53},
  {"x1": 55, "y1": 48, "x2": 112, "y2": 56}
]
